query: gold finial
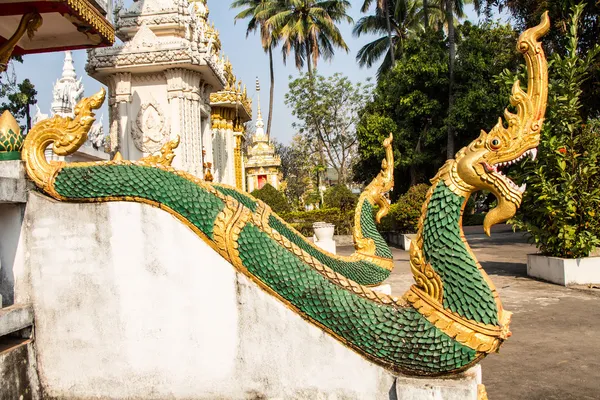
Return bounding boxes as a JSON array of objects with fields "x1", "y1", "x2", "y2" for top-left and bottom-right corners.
[
  {"x1": 0, "y1": 110, "x2": 23, "y2": 160},
  {"x1": 255, "y1": 77, "x2": 262, "y2": 121}
]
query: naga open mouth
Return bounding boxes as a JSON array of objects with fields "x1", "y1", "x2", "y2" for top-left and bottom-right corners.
[{"x1": 482, "y1": 148, "x2": 537, "y2": 196}]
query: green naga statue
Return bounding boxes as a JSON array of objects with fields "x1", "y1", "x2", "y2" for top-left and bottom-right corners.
[{"x1": 20, "y1": 14, "x2": 549, "y2": 377}]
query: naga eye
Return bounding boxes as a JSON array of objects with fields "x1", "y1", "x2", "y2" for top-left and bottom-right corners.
[{"x1": 490, "y1": 138, "x2": 501, "y2": 149}]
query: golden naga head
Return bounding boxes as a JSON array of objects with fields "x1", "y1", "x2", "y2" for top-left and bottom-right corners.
[{"x1": 454, "y1": 12, "x2": 549, "y2": 235}]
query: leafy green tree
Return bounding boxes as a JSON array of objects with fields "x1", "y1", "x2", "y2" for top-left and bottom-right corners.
[
  {"x1": 251, "y1": 183, "x2": 291, "y2": 213},
  {"x1": 354, "y1": 30, "x2": 449, "y2": 193},
  {"x1": 323, "y1": 184, "x2": 358, "y2": 211},
  {"x1": 510, "y1": 4, "x2": 600, "y2": 258},
  {"x1": 267, "y1": 0, "x2": 353, "y2": 75},
  {"x1": 275, "y1": 133, "x2": 319, "y2": 210},
  {"x1": 355, "y1": 23, "x2": 520, "y2": 193},
  {"x1": 0, "y1": 78, "x2": 37, "y2": 132},
  {"x1": 450, "y1": 22, "x2": 519, "y2": 149},
  {"x1": 232, "y1": 0, "x2": 282, "y2": 137},
  {"x1": 285, "y1": 72, "x2": 373, "y2": 185}
]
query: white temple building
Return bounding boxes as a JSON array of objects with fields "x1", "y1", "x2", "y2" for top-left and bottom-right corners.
[
  {"x1": 34, "y1": 51, "x2": 108, "y2": 162},
  {"x1": 245, "y1": 79, "x2": 281, "y2": 192},
  {"x1": 85, "y1": 0, "x2": 250, "y2": 189}
]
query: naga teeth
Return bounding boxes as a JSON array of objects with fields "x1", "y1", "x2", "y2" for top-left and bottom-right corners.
[
  {"x1": 530, "y1": 148, "x2": 537, "y2": 161},
  {"x1": 519, "y1": 183, "x2": 527, "y2": 192}
]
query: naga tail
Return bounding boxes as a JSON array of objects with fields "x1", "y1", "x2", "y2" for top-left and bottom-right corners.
[{"x1": 352, "y1": 133, "x2": 394, "y2": 268}]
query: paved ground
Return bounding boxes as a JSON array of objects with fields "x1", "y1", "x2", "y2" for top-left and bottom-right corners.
[{"x1": 339, "y1": 225, "x2": 600, "y2": 400}]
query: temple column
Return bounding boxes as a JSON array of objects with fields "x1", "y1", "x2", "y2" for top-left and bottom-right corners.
[{"x1": 111, "y1": 73, "x2": 132, "y2": 159}]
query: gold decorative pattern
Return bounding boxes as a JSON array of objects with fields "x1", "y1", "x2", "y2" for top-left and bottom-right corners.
[
  {"x1": 139, "y1": 136, "x2": 180, "y2": 167},
  {"x1": 478, "y1": 384, "x2": 489, "y2": 400},
  {"x1": 63, "y1": 0, "x2": 115, "y2": 45},
  {"x1": 209, "y1": 60, "x2": 252, "y2": 118},
  {"x1": 0, "y1": 12, "x2": 43, "y2": 72},
  {"x1": 234, "y1": 134, "x2": 244, "y2": 190},
  {"x1": 404, "y1": 288, "x2": 511, "y2": 353}
]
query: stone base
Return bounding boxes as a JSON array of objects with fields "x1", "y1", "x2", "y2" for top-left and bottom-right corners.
[
  {"x1": 396, "y1": 365, "x2": 481, "y2": 400},
  {"x1": 314, "y1": 238, "x2": 337, "y2": 254},
  {"x1": 527, "y1": 254, "x2": 600, "y2": 285},
  {"x1": 0, "y1": 339, "x2": 40, "y2": 399}
]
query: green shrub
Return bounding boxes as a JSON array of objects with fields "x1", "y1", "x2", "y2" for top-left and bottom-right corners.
[
  {"x1": 510, "y1": 5, "x2": 600, "y2": 258},
  {"x1": 323, "y1": 184, "x2": 358, "y2": 211},
  {"x1": 380, "y1": 184, "x2": 430, "y2": 233},
  {"x1": 251, "y1": 183, "x2": 290, "y2": 213},
  {"x1": 280, "y1": 208, "x2": 354, "y2": 236},
  {"x1": 463, "y1": 213, "x2": 486, "y2": 226}
]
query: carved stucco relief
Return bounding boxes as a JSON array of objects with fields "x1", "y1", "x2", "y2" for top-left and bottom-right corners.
[{"x1": 131, "y1": 98, "x2": 170, "y2": 153}]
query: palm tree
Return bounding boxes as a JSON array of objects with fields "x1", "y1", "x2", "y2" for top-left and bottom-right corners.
[
  {"x1": 267, "y1": 0, "x2": 353, "y2": 76},
  {"x1": 231, "y1": 0, "x2": 281, "y2": 137},
  {"x1": 354, "y1": 0, "x2": 429, "y2": 76},
  {"x1": 360, "y1": 0, "x2": 395, "y2": 64}
]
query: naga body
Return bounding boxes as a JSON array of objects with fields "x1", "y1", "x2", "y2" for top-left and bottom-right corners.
[{"x1": 21, "y1": 14, "x2": 549, "y2": 376}]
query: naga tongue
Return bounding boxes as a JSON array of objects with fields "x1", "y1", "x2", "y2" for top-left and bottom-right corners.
[{"x1": 483, "y1": 198, "x2": 517, "y2": 236}]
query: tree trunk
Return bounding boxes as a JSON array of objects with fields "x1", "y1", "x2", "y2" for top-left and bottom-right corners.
[
  {"x1": 410, "y1": 135, "x2": 422, "y2": 186},
  {"x1": 267, "y1": 46, "x2": 275, "y2": 138},
  {"x1": 25, "y1": 104, "x2": 31, "y2": 132},
  {"x1": 423, "y1": 0, "x2": 429, "y2": 29},
  {"x1": 385, "y1": 0, "x2": 395, "y2": 65},
  {"x1": 446, "y1": 0, "x2": 455, "y2": 159},
  {"x1": 306, "y1": 44, "x2": 313, "y2": 77}
]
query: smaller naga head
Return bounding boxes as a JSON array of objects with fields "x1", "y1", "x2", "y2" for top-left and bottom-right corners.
[{"x1": 454, "y1": 12, "x2": 549, "y2": 236}]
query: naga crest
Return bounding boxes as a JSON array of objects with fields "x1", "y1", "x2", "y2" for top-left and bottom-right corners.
[{"x1": 443, "y1": 12, "x2": 550, "y2": 235}]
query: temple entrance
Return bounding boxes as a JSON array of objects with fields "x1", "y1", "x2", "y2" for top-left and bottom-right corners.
[{"x1": 257, "y1": 175, "x2": 267, "y2": 189}]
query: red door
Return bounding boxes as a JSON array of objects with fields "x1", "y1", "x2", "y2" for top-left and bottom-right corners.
[{"x1": 258, "y1": 175, "x2": 267, "y2": 189}]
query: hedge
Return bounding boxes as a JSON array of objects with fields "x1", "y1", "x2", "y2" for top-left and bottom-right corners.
[{"x1": 279, "y1": 207, "x2": 354, "y2": 236}]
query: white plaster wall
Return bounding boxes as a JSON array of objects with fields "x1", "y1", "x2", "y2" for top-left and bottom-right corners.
[
  {"x1": 12, "y1": 193, "x2": 479, "y2": 399},
  {"x1": 0, "y1": 203, "x2": 25, "y2": 306}
]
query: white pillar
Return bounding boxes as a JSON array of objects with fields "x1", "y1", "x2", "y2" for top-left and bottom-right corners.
[{"x1": 165, "y1": 69, "x2": 185, "y2": 172}]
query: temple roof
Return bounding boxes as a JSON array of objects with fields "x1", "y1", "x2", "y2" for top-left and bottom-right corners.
[{"x1": 86, "y1": 0, "x2": 226, "y2": 88}]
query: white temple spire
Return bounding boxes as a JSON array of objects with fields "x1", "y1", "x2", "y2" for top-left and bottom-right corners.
[
  {"x1": 255, "y1": 77, "x2": 265, "y2": 138},
  {"x1": 51, "y1": 51, "x2": 84, "y2": 117}
]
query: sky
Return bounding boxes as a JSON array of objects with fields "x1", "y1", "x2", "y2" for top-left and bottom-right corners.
[{"x1": 6, "y1": 0, "x2": 496, "y2": 145}]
